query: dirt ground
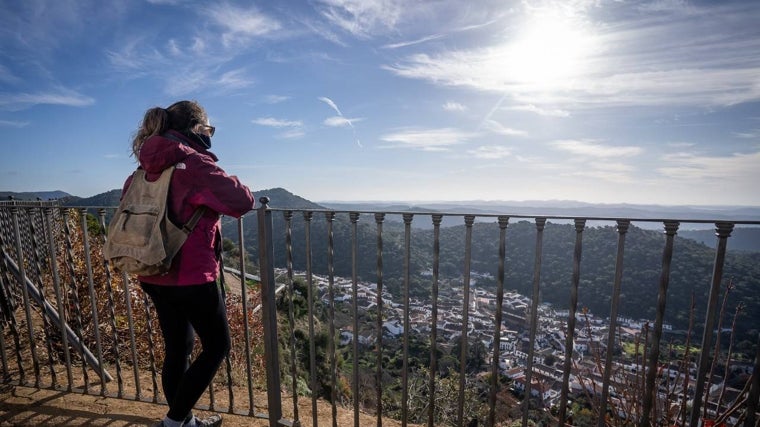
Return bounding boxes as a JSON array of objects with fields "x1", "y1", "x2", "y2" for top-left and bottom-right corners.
[
  {"x1": 0, "y1": 384, "x2": 269, "y2": 427},
  {"x1": 0, "y1": 383, "x2": 414, "y2": 427}
]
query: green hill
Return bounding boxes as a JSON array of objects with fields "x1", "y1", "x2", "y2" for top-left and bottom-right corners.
[{"x1": 0, "y1": 190, "x2": 72, "y2": 201}]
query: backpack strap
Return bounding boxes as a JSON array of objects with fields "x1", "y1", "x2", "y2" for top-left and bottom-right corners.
[{"x1": 181, "y1": 206, "x2": 207, "y2": 233}]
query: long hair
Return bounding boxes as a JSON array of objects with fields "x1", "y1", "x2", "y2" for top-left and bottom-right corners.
[{"x1": 131, "y1": 100, "x2": 208, "y2": 158}]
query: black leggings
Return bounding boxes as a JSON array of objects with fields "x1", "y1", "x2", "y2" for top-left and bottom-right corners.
[{"x1": 141, "y1": 281, "x2": 230, "y2": 421}]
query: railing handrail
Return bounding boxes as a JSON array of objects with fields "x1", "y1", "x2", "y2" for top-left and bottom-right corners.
[
  {"x1": 5, "y1": 200, "x2": 760, "y2": 226},
  {"x1": 265, "y1": 205, "x2": 760, "y2": 225}
]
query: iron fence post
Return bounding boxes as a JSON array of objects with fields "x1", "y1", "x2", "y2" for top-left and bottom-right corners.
[{"x1": 257, "y1": 197, "x2": 283, "y2": 427}]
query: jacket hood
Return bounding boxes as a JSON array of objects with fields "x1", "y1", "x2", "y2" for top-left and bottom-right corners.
[{"x1": 138, "y1": 130, "x2": 218, "y2": 173}]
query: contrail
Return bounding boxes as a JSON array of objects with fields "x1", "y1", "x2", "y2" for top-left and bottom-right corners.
[
  {"x1": 318, "y1": 96, "x2": 362, "y2": 147},
  {"x1": 318, "y1": 96, "x2": 342, "y2": 116}
]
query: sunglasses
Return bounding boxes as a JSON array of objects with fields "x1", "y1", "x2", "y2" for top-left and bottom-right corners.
[{"x1": 197, "y1": 124, "x2": 216, "y2": 137}]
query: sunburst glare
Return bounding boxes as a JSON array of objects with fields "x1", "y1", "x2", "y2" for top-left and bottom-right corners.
[{"x1": 502, "y1": 8, "x2": 596, "y2": 90}]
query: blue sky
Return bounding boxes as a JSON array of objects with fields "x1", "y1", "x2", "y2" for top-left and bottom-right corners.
[{"x1": 1, "y1": 0, "x2": 759, "y2": 206}]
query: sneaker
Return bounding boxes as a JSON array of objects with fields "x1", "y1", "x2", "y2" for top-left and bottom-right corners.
[{"x1": 184, "y1": 414, "x2": 223, "y2": 427}]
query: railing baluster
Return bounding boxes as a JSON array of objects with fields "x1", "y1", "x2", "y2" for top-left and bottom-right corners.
[
  {"x1": 690, "y1": 222, "x2": 734, "y2": 427},
  {"x1": 458, "y1": 214, "x2": 475, "y2": 427},
  {"x1": 598, "y1": 219, "x2": 630, "y2": 427},
  {"x1": 284, "y1": 211, "x2": 301, "y2": 425},
  {"x1": 522, "y1": 217, "x2": 546, "y2": 427},
  {"x1": 489, "y1": 215, "x2": 509, "y2": 427},
  {"x1": 374, "y1": 212, "x2": 385, "y2": 427},
  {"x1": 60, "y1": 208, "x2": 91, "y2": 393},
  {"x1": 1, "y1": 210, "x2": 26, "y2": 385},
  {"x1": 401, "y1": 213, "x2": 413, "y2": 427},
  {"x1": 121, "y1": 268, "x2": 141, "y2": 400},
  {"x1": 325, "y1": 211, "x2": 338, "y2": 427},
  {"x1": 0, "y1": 246, "x2": 10, "y2": 375},
  {"x1": 640, "y1": 220, "x2": 679, "y2": 426},
  {"x1": 79, "y1": 208, "x2": 107, "y2": 395},
  {"x1": 98, "y1": 208, "x2": 124, "y2": 397},
  {"x1": 141, "y1": 291, "x2": 160, "y2": 403},
  {"x1": 236, "y1": 215, "x2": 256, "y2": 416},
  {"x1": 28, "y1": 207, "x2": 58, "y2": 388},
  {"x1": 0, "y1": 208, "x2": 12, "y2": 377},
  {"x1": 303, "y1": 211, "x2": 318, "y2": 427},
  {"x1": 213, "y1": 219, "x2": 234, "y2": 414},
  {"x1": 11, "y1": 207, "x2": 41, "y2": 387},
  {"x1": 350, "y1": 212, "x2": 360, "y2": 427},
  {"x1": 558, "y1": 219, "x2": 586, "y2": 425},
  {"x1": 0, "y1": 309, "x2": 7, "y2": 377},
  {"x1": 0, "y1": 288, "x2": 25, "y2": 386},
  {"x1": 428, "y1": 214, "x2": 442, "y2": 427}
]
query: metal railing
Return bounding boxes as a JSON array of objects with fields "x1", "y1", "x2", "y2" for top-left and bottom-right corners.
[{"x1": 1, "y1": 198, "x2": 759, "y2": 426}]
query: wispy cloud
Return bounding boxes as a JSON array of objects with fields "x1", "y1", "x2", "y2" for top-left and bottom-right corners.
[
  {"x1": 0, "y1": 64, "x2": 21, "y2": 85},
  {"x1": 566, "y1": 169, "x2": 636, "y2": 184},
  {"x1": 658, "y1": 150, "x2": 760, "y2": 180},
  {"x1": 315, "y1": 0, "x2": 403, "y2": 38},
  {"x1": 217, "y1": 68, "x2": 254, "y2": 91},
  {"x1": 443, "y1": 101, "x2": 467, "y2": 112},
  {"x1": 733, "y1": 129, "x2": 760, "y2": 139},
  {"x1": 482, "y1": 119, "x2": 527, "y2": 137},
  {"x1": 295, "y1": 14, "x2": 349, "y2": 46},
  {"x1": 164, "y1": 70, "x2": 210, "y2": 97},
  {"x1": 324, "y1": 116, "x2": 363, "y2": 127},
  {"x1": 636, "y1": 0, "x2": 690, "y2": 13},
  {"x1": 107, "y1": 38, "x2": 254, "y2": 96},
  {"x1": 278, "y1": 129, "x2": 306, "y2": 139},
  {"x1": 380, "y1": 127, "x2": 475, "y2": 151},
  {"x1": 106, "y1": 37, "x2": 163, "y2": 73},
  {"x1": 467, "y1": 145, "x2": 511, "y2": 159},
  {"x1": 562, "y1": 158, "x2": 639, "y2": 184},
  {"x1": 666, "y1": 141, "x2": 696, "y2": 148},
  {"x1": 0, "y1": 120, "x2": 29, "y2": 128},
  {"x1": 264, "y1": 95, "x2": 290, "y2": 104},
  {"x1": 383, "y1": 34, "x2": 444, "y2": 49},
  {"x1": 508, "y1": 104, "x2": 570, "y2": 117},
  {"x1": 145, "y1": 0, "x2": 186, "y2": 4},
  {"x1": 209, "y1": 4, "x2": 281, "y2": 47},
  {"x1": 0, "y1": 89, "x2": 94, "y2": 111},
  {"x1": 587, "y1": 161, "x2": 635, "y2": 173},
  {"x1": 253, "y1": 117, "x2": 304, "y2": 139},
  {"x1": 550, "y1": 140, "x2": 642, "y2": 158},
  {"x1": 253, "y1": 117, "x2": 303, "y2": 128}
]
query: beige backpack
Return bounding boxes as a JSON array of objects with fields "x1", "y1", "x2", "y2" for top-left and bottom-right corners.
[{"x1": 103, "y1": 166, "x2": 205, "y2": 276}]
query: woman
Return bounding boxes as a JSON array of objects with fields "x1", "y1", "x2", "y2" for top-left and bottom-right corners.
[{"x1": 124, "y1": 100, "x2": 255, "y2": 427}]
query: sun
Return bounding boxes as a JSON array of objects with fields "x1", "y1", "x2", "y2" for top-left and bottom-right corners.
[{"x1": 501, "y1": 9, "x2": 594, "y2": 91}]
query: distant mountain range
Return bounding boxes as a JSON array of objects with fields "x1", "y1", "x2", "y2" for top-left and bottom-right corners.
[{"x1": 0, "y1": 190, "x2": 72, "y2": 201}]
